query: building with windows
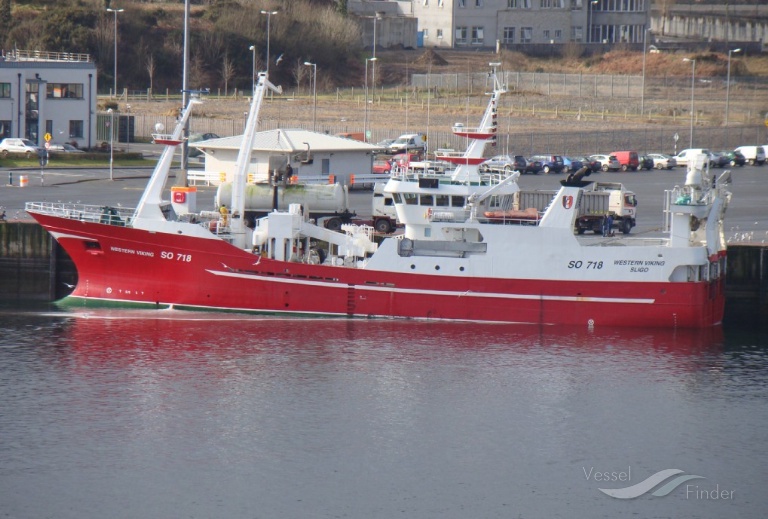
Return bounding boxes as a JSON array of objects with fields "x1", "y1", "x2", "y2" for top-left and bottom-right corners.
[
  {"x1": 350, "y1": 0, "x2": 648, "y2": 49},
  {"x1": 0, "y1": 50, "x2": 97, "y2": 149}
]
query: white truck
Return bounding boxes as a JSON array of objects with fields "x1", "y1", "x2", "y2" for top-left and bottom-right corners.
[{"x1": 509, "y1": 182, "x2": 637, "y2": 235}]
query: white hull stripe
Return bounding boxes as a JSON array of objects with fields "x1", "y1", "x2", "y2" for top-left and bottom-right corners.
[{"x1": 206, "y1": 269, "x2": 656, "y2": 305}]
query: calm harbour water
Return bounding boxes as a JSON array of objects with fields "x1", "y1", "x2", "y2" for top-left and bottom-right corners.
[{"x1": 1, "y1": 305, "x2": 766, "y2": 519}]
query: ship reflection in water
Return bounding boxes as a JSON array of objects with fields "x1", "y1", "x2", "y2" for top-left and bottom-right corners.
[{"x1": 1, "y1": 308, "x2": 765, "y2": 519}]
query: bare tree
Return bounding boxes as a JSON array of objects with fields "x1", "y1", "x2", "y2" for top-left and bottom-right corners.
[
  {"x1": 291, "y1": 59, "x2": 308, "y2": 95},
  {"x1": 221, "y1": 54, "x2": 235, "y2": 96},
  {"x1": 146, "y1": 54, "x2": 156, "y2": 96}
]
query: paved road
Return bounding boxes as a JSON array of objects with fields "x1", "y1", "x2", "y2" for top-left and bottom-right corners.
[{"x1": 2, "y1": 163, "x2": 766, "y2": 244}]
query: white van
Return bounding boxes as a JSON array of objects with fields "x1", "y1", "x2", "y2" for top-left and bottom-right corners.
[
  {"x1": 387, "y1": 133, "x2": 427, "y2": 155},
  {"x1": 674, "y1": 148, "x2": 713, "y2": 168},
  {"x1": 734, "y1": 145, "x2": 766, "y2": 166}
]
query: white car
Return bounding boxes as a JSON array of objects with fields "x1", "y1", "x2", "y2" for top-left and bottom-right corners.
[
  {"x1": 589, "y1": 154, "x2": 620, "y2": 172},
  {"x1": 0, "y1": 138, "x2": 43, "y2": 158},
  {"x1": 648, "y1": 153, "x2": 677, "y2": 170}
]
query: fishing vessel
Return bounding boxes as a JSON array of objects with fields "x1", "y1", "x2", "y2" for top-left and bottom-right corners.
[{"x1": 26, "y1": 66, "x2": 731, "y2": 328}]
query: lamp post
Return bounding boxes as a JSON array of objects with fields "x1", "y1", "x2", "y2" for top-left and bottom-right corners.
[
  {"x1": 725, "y1": 48, "x2": 741, "y2": 127},
  {"x1": 364, "y1": 57, "x2": 377, "y2": 142},
  {"x1": 683, "y1": 57, "x2": 696, "y2": 149},
  {"x1": 248, "y1": 44, "x2": 256, "y2": 93},
  {"x1": 588, "y1": 0, "x2": 599, "y2": 43},
  {"x1": 260, "y1": 10, "x2": 278, "y2": 74},
  {"x1": 303, "y1": 62, "x2": 317, "y2": 131},
  {"x1": 107, "y1": 108, "x2": 114, "y2": 181},
  {"x1": 106, "y1": 7, "x2": 124, "y2": 98},
  {"x1": 641, "y1": 28, "x2": 649, "y2": 116}
]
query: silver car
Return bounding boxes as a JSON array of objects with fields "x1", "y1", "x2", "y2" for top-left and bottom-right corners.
[
  {"x1": 589, "y1": 154, "x2": 620, "y2": 172},
  {"x1": 648, "y1": 153, "x2": 677, "y2": 170},
  {"x1": 0, "y1": 138, "x2": 43, "y2": 158}
]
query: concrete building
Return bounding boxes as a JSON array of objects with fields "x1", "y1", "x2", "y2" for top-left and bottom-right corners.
[
  {"x1": 350, "y1": 0, "x2": 649, "y2": 49},
  {"x1": 0, "y1": 49, "x2": 97, "y2": 149},
  {"x1": 190, "y1": 129, "x2": 382, "y2": 186}
]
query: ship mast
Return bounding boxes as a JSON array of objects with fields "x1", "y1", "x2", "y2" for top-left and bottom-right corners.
[{"x1": 229, "y1": 72, "x2": 282, "y2": 248}]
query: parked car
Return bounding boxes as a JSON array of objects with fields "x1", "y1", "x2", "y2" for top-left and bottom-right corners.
[
  {"x1": 648, "y1": 153, "x2": 677, "y2": 170},
  {"x1": 638, "y1": 155, "x2": 655, "y2": 170},
  {"x1": 720, "y1": 150, "x2": 746, "y2": 167},
  {"x1": 480, "y1": 154, "x2": 516, "y2": 173},
  {"x1": 47, "y1": 143, "x2": 84, "y2": 153},
  {"x1": 187, "y1": 132, "x2": 221, "y2": 157},
  {"x1": 578, "y1": 156, "x2": 602, "y2": 173},
  {"x1": 589, "y1": 154, "x2": 620, "y2": 172},
  {"x1": 709, "y1": 152, "x2": 731, "y2": 168},
  {"x1": 733, "y1": 145, "x2": 765, "y2": 166},
  {"x1": 0, "y1": 138, "x2": 42, "y2": 158},
  {"x1": 529, "y1": 154, "x2": 564, "y2": 174},
  {"x1": 674, "y1": 148, "x2": 714, "y2": 168},
  {"x1": 563, "y1": 156, "x2": 584, "y2": 173},
  {"x1": 610, "y1": 150, "x2": 640, "y2": 171}
]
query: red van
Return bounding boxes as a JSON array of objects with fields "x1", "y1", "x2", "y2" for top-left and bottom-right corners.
[{"x1": 610, "y1": 150, "x2": 640, "y2": 171}]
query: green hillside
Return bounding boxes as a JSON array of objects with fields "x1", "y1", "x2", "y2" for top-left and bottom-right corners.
[{"x1": 0, "y1": 0, "x2": 360, "y2": 94}]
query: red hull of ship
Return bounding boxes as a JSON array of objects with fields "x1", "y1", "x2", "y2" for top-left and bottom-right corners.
[{"x1": 34, "y1": 213, "x2": 725, "y2": 328}]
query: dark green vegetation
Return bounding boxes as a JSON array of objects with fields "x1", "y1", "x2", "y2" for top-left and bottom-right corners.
[{"x1": 0, "y1": 0, "x2": 359, "y2": 95}]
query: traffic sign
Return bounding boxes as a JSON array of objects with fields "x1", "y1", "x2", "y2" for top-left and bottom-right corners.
[
  {"x1": 44, "y1": 142, "x2": 51, "y2": 150},
  {"x1": 44, "y1": 132, "x2": 52, "y2": 142}
]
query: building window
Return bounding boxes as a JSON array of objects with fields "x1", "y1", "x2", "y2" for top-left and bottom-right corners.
[
  {"x1": 543, "y1": 29, "x2": 550, "y2": 40},
  {"x1": 423, "y1": 28, "x2": 429, "y2": 38},
  {"x1": 0, "y1": 83, "x2": 10, "y2": 98},
  {"x1": 438, "y1": 0, "x2": 444, "y2": 5},
  {"x1": 475, "y1": 0, "x2": 483, "y2": 6},
  {"x1": 458, "y1": 0, "x2": 466, "y2": 7},
  {"x1": 69, "y1": 120, "x2": 84, "y2": 139},
  {"x1": 555, "y1": 29, "x2": 563, "y2": 40},
  {"x1": 47, "y1": 83, "x2": 84, "y2": 99},
  {"x1": 508, "y1": 0, "x2": 531, "y2": 7},
  {"x1": 471, "y1": 26, "x2": 484, "y2": 45},
  {"x1": 455, "y1": 26, "x2": 468, "y2": 44},
  {"x1": 541, "y1": 0, "x2": 564, "y2": 7},
  {"x1": 503, "y1": 27, "x2": 516, "y2": 43},
  {"x1": 0, "y1": 120, "x2": 10, "y2": 139},
  {"x1": 571, "y1": 26, "x2": 583, "y2": 42},
  {"x1": 437, "y1": 29, "x2": 444, "y2": 39},
  {"x1": 571, "y1": 0, "x2": 583, "y2": 8},
  {"x1": 521, "y1": 27, "x2": 533, "y2": 43}
]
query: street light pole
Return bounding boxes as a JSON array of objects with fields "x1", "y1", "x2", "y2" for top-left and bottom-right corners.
[
  {"x1": 641, "y1": 28, "x2": 648, "y2": 116},
  {"x1": 304, "y1": 62, "x2": 317, "y2": 131},
  {"x1": 106, "y1": 7, "x2": 124, "y2": 98},
  {"x1": 248, "y1": 45, "x2": 256, "y2": 93},
  {"x1": 107, "y1": 108, "x2": 114, "y2": 181},
  {"x1": 683, "y1": 57, "x2": 696, "y2": 149},
  {"x1": 364, "y1": 57, "x2": 376, "y2": 142},
  {"x1": 260, "y1": 10, "x2": 278, "y2": 74},
  {"x1": 725, "y1": 48, "x2": 741, "y2": 127}
]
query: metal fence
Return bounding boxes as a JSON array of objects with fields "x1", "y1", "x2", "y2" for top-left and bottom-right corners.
[{"x1": 411, "y1": 71, "x2": 768, "y2": 103}]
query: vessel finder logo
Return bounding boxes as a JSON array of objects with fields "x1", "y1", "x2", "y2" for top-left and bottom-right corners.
[{"x1": 597, "y1": 468, "x2": 704, "y2": 499}]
